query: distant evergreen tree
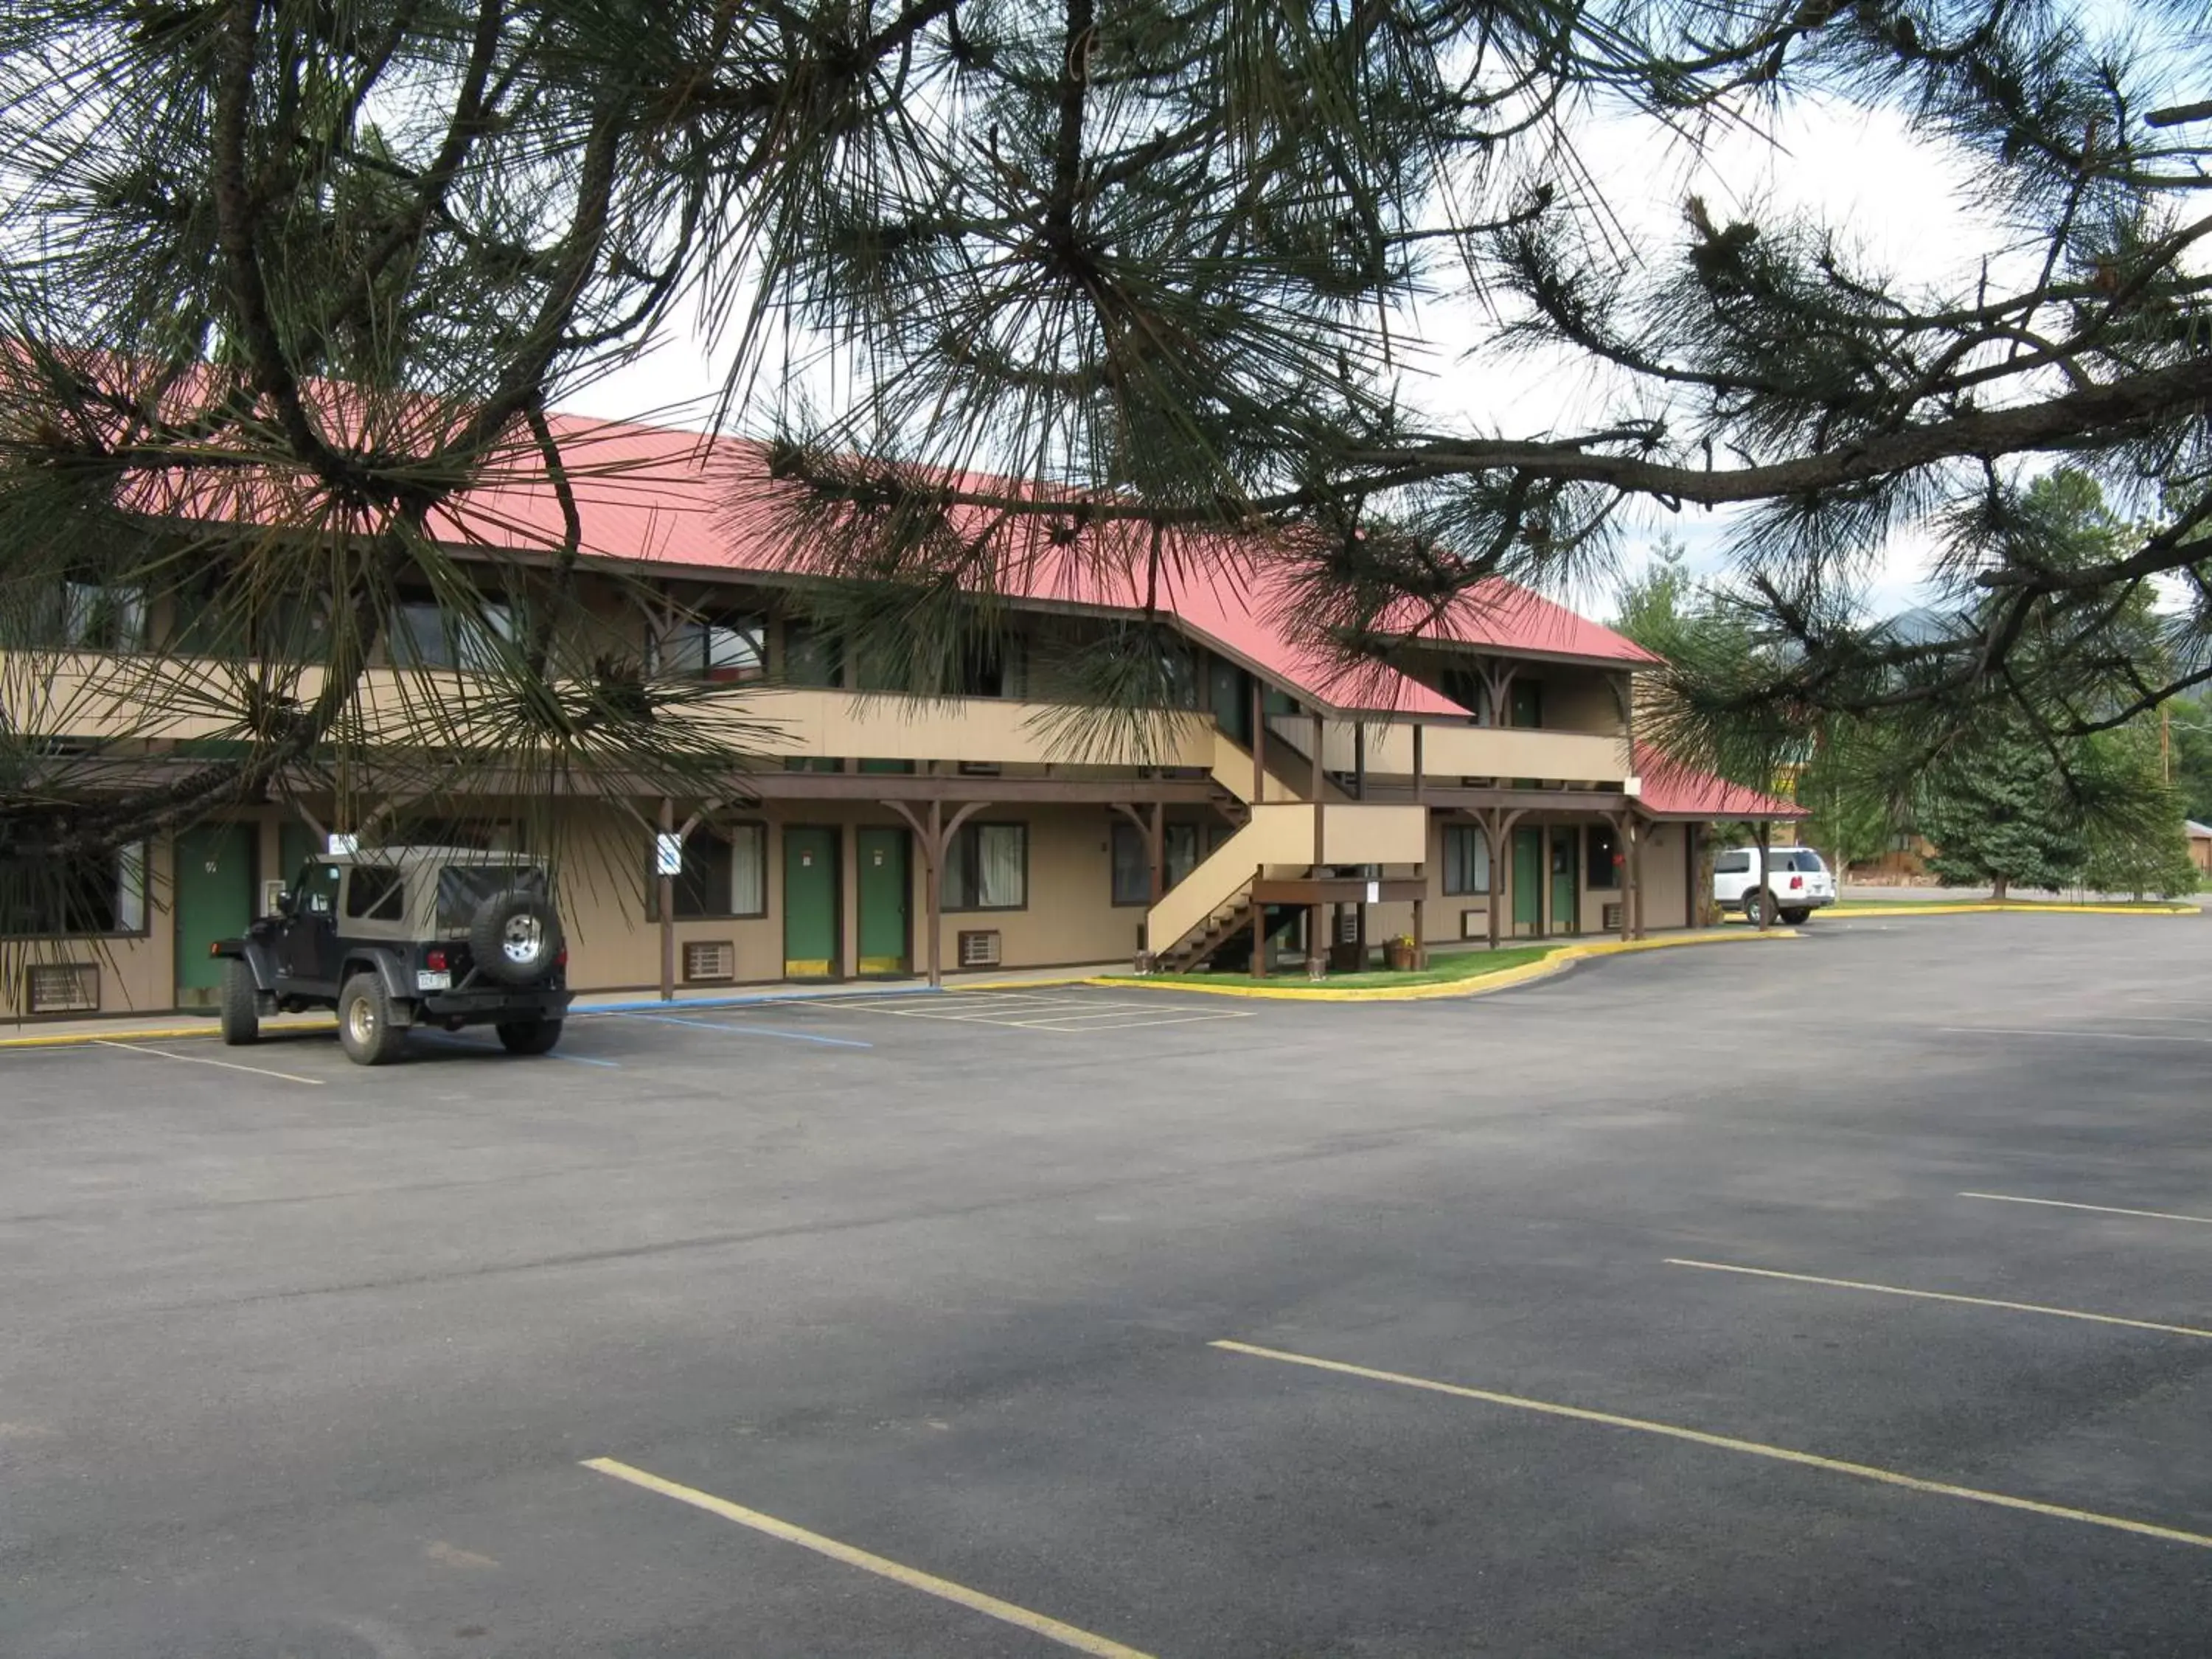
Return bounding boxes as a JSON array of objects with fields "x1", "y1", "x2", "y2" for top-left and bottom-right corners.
[{"x1": 1921, "y1": 734, "x2": 2085, "y2": 900}]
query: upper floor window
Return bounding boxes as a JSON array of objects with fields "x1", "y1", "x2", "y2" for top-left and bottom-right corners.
[
  {"x1": 4, "y1": 580, "x2": 147, "y2": 652},
  {"x1": 784, "y1": 622, "x2": 843, "y2": 688},
  {"x1": 655, "y1": 613, "x2": 766, "y2": 683},
  {"x1": 1509, "y1": 680, "x2": 1543, "y2": 728},
  {"x1": 1441, "y1": 670, "x2": 1493, "y2": 726},
  {"x1": 389, "y1": 597, "x2": 514, "y2": 670}
]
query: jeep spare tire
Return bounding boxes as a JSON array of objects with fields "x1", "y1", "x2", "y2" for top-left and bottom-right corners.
[{"x1": 469, "y1": 888, "x2": 563, "y2": 985}]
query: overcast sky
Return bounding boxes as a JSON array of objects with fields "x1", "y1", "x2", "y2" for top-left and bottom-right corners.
[{"x1": 560, "y1": 89, "x2": 2012, "y2": 625}]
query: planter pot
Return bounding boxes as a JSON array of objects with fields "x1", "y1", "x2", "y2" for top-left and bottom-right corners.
[{"x1": 1384, "y1": 943, "x2": 1418, "y2": 972}]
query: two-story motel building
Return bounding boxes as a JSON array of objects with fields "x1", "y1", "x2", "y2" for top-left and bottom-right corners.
[{"x1": 1, "y1": 415, "x2": 1801, "y2": 1019}]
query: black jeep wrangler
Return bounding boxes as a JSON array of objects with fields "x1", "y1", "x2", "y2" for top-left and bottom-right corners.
[{"x1": 211, "y1": 846, "x2": 571, "y2": 1065}]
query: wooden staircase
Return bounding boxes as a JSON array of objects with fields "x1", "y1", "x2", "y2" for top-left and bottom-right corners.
[{"x1": 1156, "y1": 890, "x2": 1257, "y2": 973}]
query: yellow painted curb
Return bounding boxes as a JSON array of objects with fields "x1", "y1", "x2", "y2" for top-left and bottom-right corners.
[
  {"x1": 1090, "y1": 927, "x2": 1803, "y2": 1004},
  {"x1": 1824, "y1": 902, "x2": 2198, "y2": 918},
  {"x1": 0, "y1": 1019, "x2": 336, "y2": 1051}
]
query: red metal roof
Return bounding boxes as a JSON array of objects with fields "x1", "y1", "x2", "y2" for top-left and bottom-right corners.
[
  {"x1": 425, "y1": 413, "x2": 1656, "y2": 717},
  {"x1": 1633, "y1": 742, "x2": 1806, "y2": 821}
]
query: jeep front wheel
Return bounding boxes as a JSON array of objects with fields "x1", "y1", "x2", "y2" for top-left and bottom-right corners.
[
  {"x1": 338, "y1": 973, "x2": 407, "y2": 1065},
  {"x1": 219, "y1": 960, "x2": 260, "y2": 1046},
  {"x1": 496, "y1": 1018, "x2": 563, "y2": 1056}
]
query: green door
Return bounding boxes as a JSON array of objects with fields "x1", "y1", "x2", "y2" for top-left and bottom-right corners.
[
  {"x1": 173, "y1": 824, "x2": 254, "y2": 1008},
  {"x1": 1512, "y1": 827, "x2": 1543, "y2": 934},
  {"x1": 856, "y1": 827, "x2": 909, "y2": 975},
  {"x1": 782, "y1": 826, "x2": 839, "y2": 978},
  {"x1": 1550, "y1": 827, "x2": 1579, "y2": 936},
  {"x1": 279, "y1": 822, "x2": 318, "y2": 897}
]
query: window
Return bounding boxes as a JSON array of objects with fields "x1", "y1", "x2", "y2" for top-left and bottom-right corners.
[
  {"x1": 434, "y1": 864, "x2": 543, "y2": 929},
  {"x1": 1714, "y1": 849, "x2": 1753, "y2": 875},
  {"x1": 390, "y1": 598, "x2": 513, "y2": 669},
  {"x1": 945, "y1": 822, "x2": 1026, "y2": 911},
  {"x1": 1441, "y1": 670, "x2": 1493, "y2": 726},
  {"x1": 292, "y1": 861, "x2": 343, "y2": 918},
  {"x1": 1509, "y1": 680, "x2": 1543, "y2": 728},
  {"x1": 344, "y1": 866, "x2": 404, "y2": 921},
  {"x1": 784, "y1": 622, "x2": 843, "y2": 688},
  {"x1": 0, "y1": 844, "x2": 147, "y2": 936},
  {"x1": 1442, "y1": 824, "x2": 1491, "y2": 896},
  {"x1": 4, "y1": 580, "x2": 147, "y2": 651},
  {"x1": 1111, "y1": 822, "x2": 1200, "y2": 905},
  {"x1": 957, "y1": 634, "x2": 1026, "y2": 698},
  {"x1": 1585, "y1": 823, "x2": 1621, "y2": 889},
  {"x1": 1111, "y1": 821, "x2": 1149, "y2": 906},
  {"x1": 655, "y1": 614, "x2": 766, "y2": 682},
  {"x1": 1779, "y1": 848, "x2": 1827, "y2": 873},
  {"x1": 668, "y1": 824, "x2": 767, "y2": 919}
]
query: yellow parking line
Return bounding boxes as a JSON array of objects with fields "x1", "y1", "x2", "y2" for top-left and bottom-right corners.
[
  {"x1": 1211, "y1": 1340, "x2": 2212, "y2": 1552},
  {"x1": 581, "y1": 1458, "x2": 1157, "y2": 1659},
  {"x1": 1664, "y1": 1258, "x2": 2212, "y2": 1340},
  {"x1": 1961, "y1": 1192, "x2": 2212, "y2": 1228},
  {"x1": 92, "y1": 1038, "x2": 326, "y2": 1087}
]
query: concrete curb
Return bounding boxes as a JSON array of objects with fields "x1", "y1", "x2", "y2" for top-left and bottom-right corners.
[
  {"x1": 1825, "y1": 902, "x2": 2199, "y2": 918},
  {"x1": 0, "y1": 980, "x2": 956, "y2": 1052},
  {"x1": 1089, "y1": 926, "x2": 1804, "y2": 1004}
]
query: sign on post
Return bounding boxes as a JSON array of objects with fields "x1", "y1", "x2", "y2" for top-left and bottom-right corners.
[{"x1": 655, "y1": 832, "x2": 684, "y2": 877}]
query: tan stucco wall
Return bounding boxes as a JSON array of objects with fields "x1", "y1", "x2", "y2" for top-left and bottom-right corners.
[
  {"x1": 545, "y1": 799, "x2": 1148, "y2": 992},
  {"x1": 0, "y1": 834, "x2": 175, "y2": 1020}
]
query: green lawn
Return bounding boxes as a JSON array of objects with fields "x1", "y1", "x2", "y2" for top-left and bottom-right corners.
[{"x1": 1102, "y1": 943, "x2": 1563, "y2": 993}]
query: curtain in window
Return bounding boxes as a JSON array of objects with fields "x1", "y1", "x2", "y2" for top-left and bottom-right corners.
[
  {"x1": 1164, "y1": 824, "x2": 1199, "y2": 888},
  {"x1": 1444, "y1": 825, "x2": 1490, "y2": 894},
  {"x1": 976, "y1": 825, "x2": 1025, "y2": 908},
  {"x1": 730, "y1": 824, "x2": 766, "y2": 914},
  {"x1": 1110, "y1": 823, "x2": 1148, "y2": 905},
  {"x1": 116, "y1": 843, "x2": 147, "y2": 932}
]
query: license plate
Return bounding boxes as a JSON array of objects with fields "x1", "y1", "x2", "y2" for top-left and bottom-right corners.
[{"x1": 415, "y1": 970, "x2": 451, "y2": 991}]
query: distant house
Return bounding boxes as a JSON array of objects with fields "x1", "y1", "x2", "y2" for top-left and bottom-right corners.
[{"x1": 2188, "y1": 821, "x2": 2212, "y2": 875}]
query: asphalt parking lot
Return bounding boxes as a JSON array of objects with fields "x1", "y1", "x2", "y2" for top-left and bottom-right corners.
[{"x1": 7, "y1": 914, "x2": 2212, "y2": 1657}]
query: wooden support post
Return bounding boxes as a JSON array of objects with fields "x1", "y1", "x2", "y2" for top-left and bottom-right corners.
[
  {"x1": 1147, "y1": 801, "x2": 1165, "y2": 905},
  {"x1": 657, "y1": 796, "x2": 676, "y2": 1002},
  {"x1": 1353, "y1": 724, "x2": 1366, "y2": 801},
  {"x1": 1755, "y1": 818, "x2": 1772, "y2": 931},
  {"x1": 1251, "y1": 678, "x2": 1265, "y2": 801},
  {"x1": 1411, "y1": 896, "x2": 1426, "y2": 969},
  {"x1": 926, "y1": 799, "x2": 945, "y2": 982},
  {"x1": 1486, "y1": 809, "x2": 1503, "y2": 952},
  {"x1": 1686, "y1": 823, "x2": 1699, "y2": 929},
  {"x1": 1307, "y1": 903, "x2": 1324, "y2": 979},
  {"x1": 1253, "y1": 866, "x2": 1268, "y2": 978},
  {"x1": 1412, "y1": 726, "x2": 1425, "y2": 801},
  {"x1": 1632, "y1": 821, "x2": 1648, "y2": 939},
  {"x1": 1614, "y1": 815, "x2": 1632, "y2": 943}
]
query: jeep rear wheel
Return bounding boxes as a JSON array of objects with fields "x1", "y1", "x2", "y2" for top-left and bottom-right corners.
[
  {"x1": 219, "y1": 960, "x2": 260, "y2": 1046},
  {"x1": 495, "y1": 1018, "x2": 563, "y2": 1056},
  {"x1": 338, "y1": 973, "x2": 407, "y2": 1065}
]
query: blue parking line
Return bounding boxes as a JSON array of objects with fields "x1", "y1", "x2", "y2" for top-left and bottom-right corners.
[
  {"x1": 612, "y1": 1012, "x2": 874, "y2": 1050},
  {"x1": 414, "y1": 1032, "x2": 622, "y2": 1068}
]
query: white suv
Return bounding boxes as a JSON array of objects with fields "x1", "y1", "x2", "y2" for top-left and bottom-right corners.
[{"x1": 1714, "y1": 845, "x2": 1836, "y2": 925}]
